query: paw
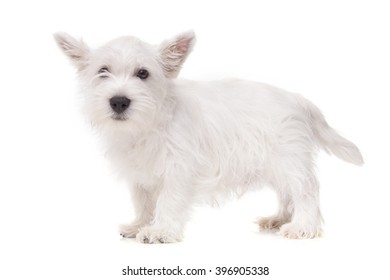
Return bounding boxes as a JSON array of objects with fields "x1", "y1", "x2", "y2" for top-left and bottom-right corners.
[
  {"x1": 136, "y1": 226, "x2": 182, "y2": 244},
  {"x1": 256, "y1": 216, "x2": 287, "y2": 231},
  {"x1": 119, "y1": 223, "x2": 141, "y2": 238},
  {"x1": 279, "y1": 223, "x2": 322, "y2": 239}
]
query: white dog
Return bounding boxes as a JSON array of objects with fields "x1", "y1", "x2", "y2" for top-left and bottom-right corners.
[{"x1": 54, "y1": 31, "x2": 363, "y2": 243}]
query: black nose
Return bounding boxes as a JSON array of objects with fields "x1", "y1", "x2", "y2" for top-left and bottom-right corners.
[{"x1": 110, "y1": 96, "x2": 131, "y2": 114}]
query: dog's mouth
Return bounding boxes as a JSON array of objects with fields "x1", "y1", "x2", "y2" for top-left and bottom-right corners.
[{"x1": 111, "y1": 114, "x2": 128, "y2": 121}]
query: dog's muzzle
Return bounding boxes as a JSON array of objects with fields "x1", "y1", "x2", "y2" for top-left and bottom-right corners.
[{"x1": 110, "y1": 96, "x2": 131, "y2": 114}]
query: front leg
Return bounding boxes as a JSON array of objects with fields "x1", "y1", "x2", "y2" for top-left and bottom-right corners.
[
  {"x1": 136, "y1": 169, "x2": 193, "y2": 244},
  {"x1": 120, "y1": 185, "x2": 156, "y2": 238}
]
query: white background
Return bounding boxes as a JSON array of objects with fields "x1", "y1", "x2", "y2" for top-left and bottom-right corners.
[{"x1": 1, "y1": 0, "x2": 389, "y2": 279}]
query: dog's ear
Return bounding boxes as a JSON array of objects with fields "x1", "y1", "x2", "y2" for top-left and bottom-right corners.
[
  {"x1": 54, "y1": 32, "x2": 89, "y2": 70},
  {"x1": 158, "y1": 31, "x2": 196, "y2": 78}
]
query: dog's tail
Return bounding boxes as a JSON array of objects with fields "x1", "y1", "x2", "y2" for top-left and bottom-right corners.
[{"x1": 298, "y1": 95, "x2": 364, "y2": 165}]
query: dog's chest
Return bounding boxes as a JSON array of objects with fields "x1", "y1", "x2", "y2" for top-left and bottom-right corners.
[{"x1": 106, "y1": 135, "x2": 167, "y2": 185}]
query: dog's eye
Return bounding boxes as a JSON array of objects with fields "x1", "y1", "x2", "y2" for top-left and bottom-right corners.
[
  {"x1": 136, "y1": 69, "x2": 149, "y2": 80},
  {"x1": 98, "y1": 67, "x2": 110, "y2": 77}
]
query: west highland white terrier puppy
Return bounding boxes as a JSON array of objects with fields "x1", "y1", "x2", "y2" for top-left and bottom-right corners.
[{"x1": 54, "y1": 31, "x2": 363, "y2": 243}]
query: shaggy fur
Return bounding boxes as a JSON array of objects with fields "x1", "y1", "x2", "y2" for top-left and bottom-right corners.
[{"x1": 54, "y1": 31, "x2": 363, "y2": 243}]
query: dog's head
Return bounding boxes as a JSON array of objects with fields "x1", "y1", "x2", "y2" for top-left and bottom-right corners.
[{"x1": 54, "y1": 31, "x2": 195, "y2": 134}]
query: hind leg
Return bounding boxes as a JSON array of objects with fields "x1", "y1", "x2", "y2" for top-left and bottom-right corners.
[
  {"x1": 264, "y1": 142, "x2": 323, "y2": 239},
  {"x1": 257, "y1": 191, "x2": 292, "y2": 231},
  {"x1": 279, "y1": 172, "x2": 323, "y2": 239}
]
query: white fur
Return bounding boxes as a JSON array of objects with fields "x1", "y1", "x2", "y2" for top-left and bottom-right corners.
[{"x1": 54, "y1": 31, "x2": 363, "y2": 243}]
